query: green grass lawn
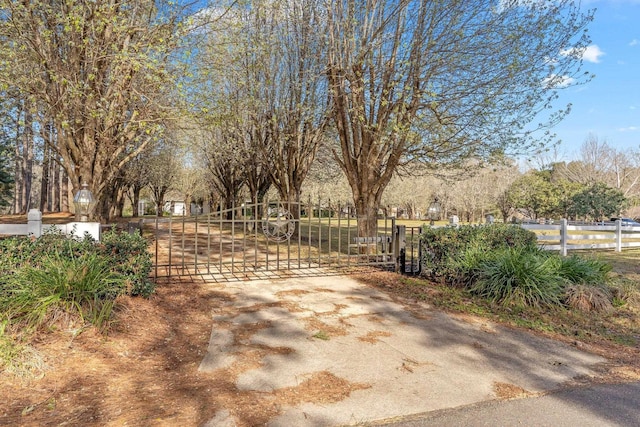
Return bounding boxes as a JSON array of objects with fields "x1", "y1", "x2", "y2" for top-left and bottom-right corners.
[{"x1": 583, "y1": 249, "x2": 640, "y2": 278}]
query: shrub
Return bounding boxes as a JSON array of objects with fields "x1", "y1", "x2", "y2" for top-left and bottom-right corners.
[
  {"x1": 0, "y1": 228, "x2": 95, "y2": 269},
  {"x1": 421, "y1": 224, "x2": 538, "y2": 284},
  {"x1": 564, "y1": 284, "x2": 612, "y2": 312},
  {"x1": 447, "y1": 243, "x2": 493, "y2": 288},
  {"x1": 97, "y1": 229, "x2": 154, "y2": 297},
  {"x1": 469, "y1": 247, "x2": 565, "y2": 307},
  {"x1": 0, "y1": 229, "x2": 154, "y2": 298}
]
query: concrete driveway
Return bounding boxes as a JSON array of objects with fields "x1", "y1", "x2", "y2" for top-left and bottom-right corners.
[{"x1": 198, "y1": 274, "x2": 605, "y2": 426}]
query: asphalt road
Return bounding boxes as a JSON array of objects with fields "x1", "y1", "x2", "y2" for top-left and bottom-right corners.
[{"x1": 373, "y1": 381, "x2": 640, "y2": 427}]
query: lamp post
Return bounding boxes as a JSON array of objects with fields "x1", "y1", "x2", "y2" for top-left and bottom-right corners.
[
  {"x1": 427, "y1": 198, "x2": 441, "y2": 226},
  {"x1": 73, "y1": 182, "x2": 95, "y2": 222}
]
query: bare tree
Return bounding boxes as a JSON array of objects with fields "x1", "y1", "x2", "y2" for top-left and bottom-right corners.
[
  {"x1": 325, "y1": 0, "x2": 593, "y2": 236},
  {"x1": 257, "y1": 0, "x2": 330, "y2": 204},
  {"x1": 304, "y1": 142, "x2": 352, "y2": 205},
  {"x1": 0, "y1": 0, "x2": 186, "y2": 221},
  {"x1": 200, "y1": 124, "x2": 246, "y2": 218},
  {"x1": 556, "y1": 134, "x2": 640, "y2": 199},
  {"x1": 146, "y1": 145, "x2": 179, "y2": 216},
  {"x1": 197, "y1": 0, "x2": 330, "y2": 208}
]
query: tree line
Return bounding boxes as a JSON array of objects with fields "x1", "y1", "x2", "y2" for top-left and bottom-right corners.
[
  {"x1": 1, "y1": 0, "x2": 596, "y2": 235},
  {"x1": 306, "y1": 136, "x2": 639, "y2": 224}
]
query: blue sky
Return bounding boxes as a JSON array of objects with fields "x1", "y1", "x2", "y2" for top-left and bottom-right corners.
[{"x1": 549, "y1": 0, "x2": 640, "y2": 159}]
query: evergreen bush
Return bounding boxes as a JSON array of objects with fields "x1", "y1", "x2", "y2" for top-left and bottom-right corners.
[
  {"x1": 420, "y1": 224, "x2": 538, "y2": 283},
  {"x1": 97, "y1": 229, "x2": 154, "y2": 297},
  {"x1": 420, "y1": 224, "x2": 616, "y2": 309}
]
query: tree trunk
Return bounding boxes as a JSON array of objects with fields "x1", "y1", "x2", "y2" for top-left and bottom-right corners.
[
  {"x1": 61, "y1": 170, "x2": 69, "y2": 212},
  {"x1": 276, "y1": 187, "x2": 302, "y2": 220},
  {"x1": 354, "y1": 192, "x2": 381, "y2": 246},
  {"x1": 114, "y1": 185, "x2": 127, "y2": 218},
  {"x1": 152, "y1": 185, "x2": 168, "y2": 216},
  {"x1": 21, "y1": 104, "x2": 33, "y2": 214},
  {"x1": 13, "y1": 123, "x2": 22, "y2": 214},
  {"x1": 224, "y1": 190, "x2": 234, "y2": 220},
  {"x1": 131, "y1": 184, "x2": 142, "y2": 217},
  {"x1": 52, "y1": 160, "x2": 60, "y2": 212},
  {"x1": 40, "y1": 142, "x2": 50, "y2": 212},
  {"x1": 184, "y1": 193, "x2": 192, "y2": 216},
  {"x1": 225, "y1": 194, "x2": 235, "y2": 220}
]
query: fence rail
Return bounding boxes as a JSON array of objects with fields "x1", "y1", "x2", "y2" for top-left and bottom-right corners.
[
  {"x1": 0, "y1": 209, "x2": 100, "y2": 240},
  {"x1": 522, "y1": 219, "x2": 640, "y2": 255}
]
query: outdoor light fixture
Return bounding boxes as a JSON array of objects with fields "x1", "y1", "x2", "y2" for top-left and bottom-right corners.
[
  {"x1": 73, "y1": 182, "x2": 95, "y2": 222},
  {"x1": 427, "y1": 198, "x2": 441, "y2": 226}
]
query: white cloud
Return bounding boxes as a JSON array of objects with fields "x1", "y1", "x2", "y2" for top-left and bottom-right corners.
[
  {"x1": 561, "y1": 44, "x2": 605, "y2": 63},
  {"x1": 618, "y1": 126, "x2": 638, "y2": 132},
  {"x1": 630, "y1": 39, "x2": 639, "y2": 47},
  {"x1": 582, "y1": 45, "x2": 605, "y2": 63},
  {"x1": 542, "y1": 74, "x2": 575, "y2": 88}
]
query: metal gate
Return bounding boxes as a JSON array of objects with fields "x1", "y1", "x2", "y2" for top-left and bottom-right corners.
[{"x1": 144, "y1": 199, "x2": 404, "y2": 282}]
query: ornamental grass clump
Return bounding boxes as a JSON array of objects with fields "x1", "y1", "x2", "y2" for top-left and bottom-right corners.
[
  {"x1": 470, "y1": 247, "x2": 565, "y2": 308},
  {"x1": 0, "y1": 229, "x2": 153, "y2": 335},
  {"x1": 564, "y1": 284, "x2": 613, "y2": 313},
  {"x1": 557, "y1": 255, "x2": 614, "y2": 312},
  {"x1": 448, "y1": 244, "x2": 493, "y2": 288},
  {"x1": 3, "y1": 251, "x2": 124, "y2": 332},
  {"x1": 557, "y1": 255, "x2": 612, "y2": 287}
]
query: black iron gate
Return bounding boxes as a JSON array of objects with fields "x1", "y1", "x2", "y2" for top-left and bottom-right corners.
[
  {"x1": 144, "y1": 199, "x2": 410, "y2": 282},
  {"x1": 396, "y1": 226, "x2": 422, "y2": 275}
]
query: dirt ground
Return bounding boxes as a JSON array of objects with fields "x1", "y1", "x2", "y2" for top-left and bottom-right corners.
[
  {"x1": 0, "y1": 274, "x2": 369, "y2": 427},
  {"x1": 1, "y1": 271, "x2": 639, "y2": 427}
]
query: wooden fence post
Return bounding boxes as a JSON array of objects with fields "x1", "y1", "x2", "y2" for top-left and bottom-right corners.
[
  {"x1": 616, "y1": 219, "x2": 622, "y2": 252},
  {"x1": 560, "y1": 218, "x2": 568, "y2": 257}
]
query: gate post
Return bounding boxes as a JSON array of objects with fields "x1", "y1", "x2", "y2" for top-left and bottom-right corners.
[
  {"x1": 394, "y1": 225, "x2": 406, "y2": 273},
  {"x1": 27, "y1": 209, "x2": 43, "y2": 237}
]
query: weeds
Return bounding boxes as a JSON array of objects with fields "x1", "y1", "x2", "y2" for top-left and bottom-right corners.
[
  {"x1": 0, "y1": 322, "x2": 46, "y2": 378},
  {"x1": 610, "y1": 278, "x2": 640, "y2": 306},
  {"x1": 312, "y1": 331, "x2": 330, "y2": 340}
]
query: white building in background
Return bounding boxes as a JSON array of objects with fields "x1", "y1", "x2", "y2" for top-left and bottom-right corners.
[
  {"x1": 136, "y1": 199, "x2": 205, "y2": 216},
  {"x1": 163, "y1": 201, "x2": 186, "y2": 216}
]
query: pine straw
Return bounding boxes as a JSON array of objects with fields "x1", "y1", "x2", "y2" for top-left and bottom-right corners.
[{"x1": 0, "y1": 279, "x2": 370, "y2": 427}]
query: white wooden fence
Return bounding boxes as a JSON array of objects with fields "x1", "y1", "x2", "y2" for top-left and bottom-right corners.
[
  {"x1": 522, "y1": 219, "x2": 640, "y2": 256},
  {"x1": 0, "y1": 209, "x2": 100, "y2": 240}
]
